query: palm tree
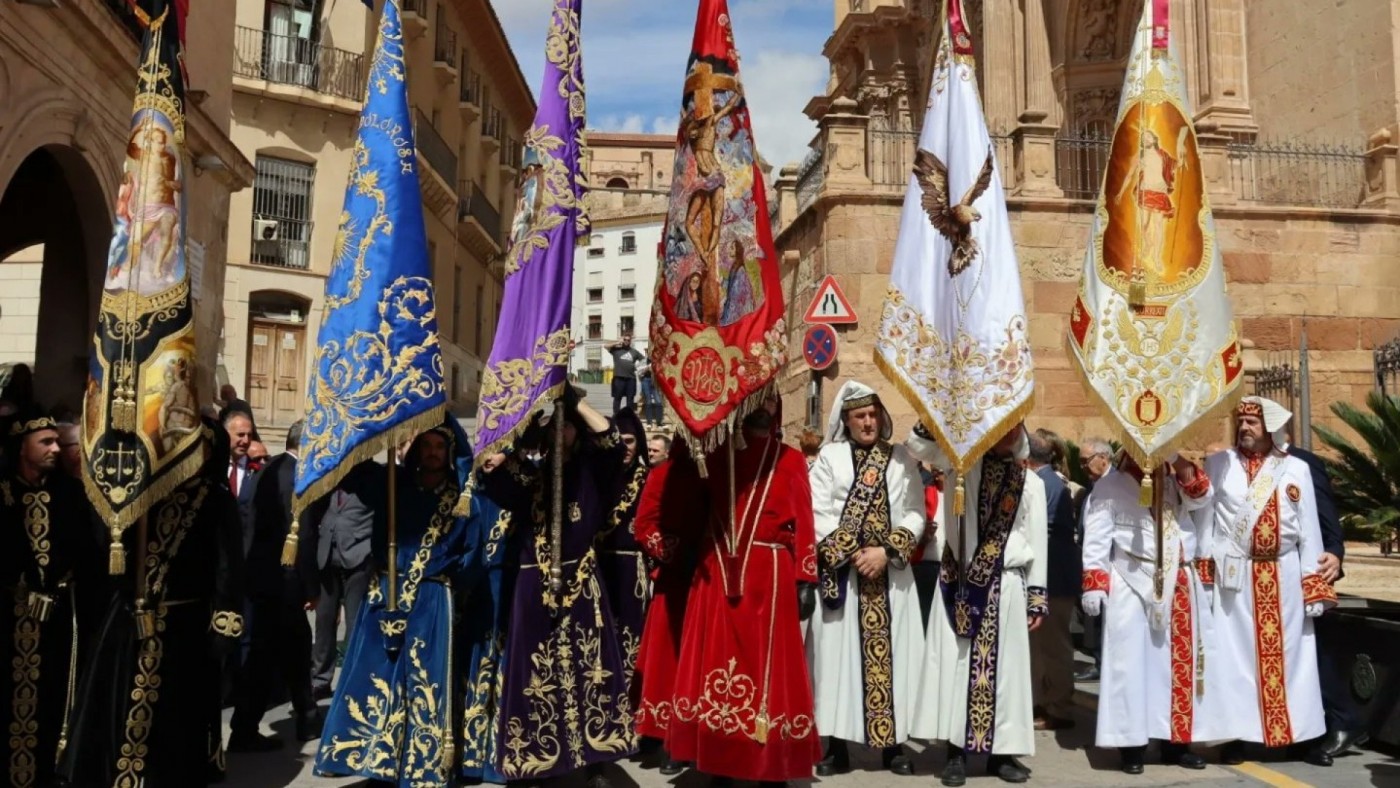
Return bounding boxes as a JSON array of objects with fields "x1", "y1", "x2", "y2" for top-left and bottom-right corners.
[{"x1": 1312, "y1": 391, "x2": 1400, "y2": 543}]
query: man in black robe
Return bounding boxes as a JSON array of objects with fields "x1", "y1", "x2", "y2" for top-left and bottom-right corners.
[
  {"x1": 59, "y1": 419, "x2": 246, "y2": 787},
  {"x1": 1, "y1": 409, "x2": 100, "y2": 788}
]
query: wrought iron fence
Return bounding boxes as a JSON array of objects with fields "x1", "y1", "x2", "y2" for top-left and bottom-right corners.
[
  {"x1": 1227, "y1": 138, "x2": 1366, "y2": 209},
  {"x1": 1253, "y1": 349, "x2": 1300, "y2": 421},
  {"x1": 414, "y1": 109, "x2": 458, "y2": 183},
  {"x1": 251, "y1": 156, "x2": 315, "y2": 270},
  {"x1": 989, "y1": 125, "x2": 1014, "y2": 191},
  {"x1": 796, "y1": 146, "x2": 825, "y2": 214},
  {"x1": 233, "y1": 26, "x2": 366, "y2": 102},
  {"x1": 433, "y1": 7, "x2": 457, "y2": 66},
  {"x1": 1054, "y1": 129, "x2": 1111, "y2": 200},
  {"x1": 459, "y1": 180, "x2": 503, "y2": 247},
  {"x1": 483, "y1": 105, "x2": 503, "y2": 140},
  {"x1": 1377, "y1": 334, "x2": 1400, "y2": 396},
  {"x1": 460, "y1": 67, "x2": 481, "y2": 104}
]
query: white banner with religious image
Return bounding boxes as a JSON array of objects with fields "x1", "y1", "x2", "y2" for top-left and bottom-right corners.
[
  {"x1": 1066, "y1": 0, "x2": 1244, "y2": 465},
  {"x1": 874, "y1": 0, "x2": 1034, "y2": 474}
]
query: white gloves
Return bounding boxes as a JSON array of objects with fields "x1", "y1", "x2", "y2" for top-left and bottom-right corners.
[
  {"x1": 1305, "y1": 602, "x2": 1325, "y2": 618},
  {"x1": 1082, "y1": 590, "x2": 1107, "y2": 617}
]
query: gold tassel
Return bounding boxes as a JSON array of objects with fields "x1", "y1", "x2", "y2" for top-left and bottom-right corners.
[
  {"x1": 753, "y1": 711, "x2": 770, "y2": 744},
  {"x1": 109, "y1": 541, "x2": 126, "y2": 575},
  {"x1": 281, "y1": 531, "x2": 299, "y2": 567},
  {"x1": 954, "y1": 478, "x2": 966, "y2": 516},
  {"x1": 1139, "y1": 464, "x2": 1154, "y2": 507}
]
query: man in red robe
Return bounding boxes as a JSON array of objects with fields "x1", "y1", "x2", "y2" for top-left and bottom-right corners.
[
  {"x1": 665, "y1": 397, "x2": 820, "y2": 786},
  {"x1": 634, "y1": 442, "x2": 705, "y2": 775}
]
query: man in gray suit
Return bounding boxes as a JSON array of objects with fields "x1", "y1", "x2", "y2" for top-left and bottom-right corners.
[{"x1": 310, "y1": 460, "x2": 379, "y2": 698}]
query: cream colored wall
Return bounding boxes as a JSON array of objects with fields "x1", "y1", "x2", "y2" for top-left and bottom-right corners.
[
  {"x1": 589, "y1": 140, "x2": 677, "y2": 191},
  {"x1": 0, "y1": 246, "x2": 41, "y2": 363}
]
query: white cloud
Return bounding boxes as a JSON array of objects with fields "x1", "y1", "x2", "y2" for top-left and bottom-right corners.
[{"x1": 742, "y1": 50, "x2": 828, "y2": 168}]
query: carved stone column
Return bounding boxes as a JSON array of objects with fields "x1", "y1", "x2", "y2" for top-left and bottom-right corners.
[
  {"x1": 1195, "y1": 123, "x2": 1236, "y2": 206},
  {"x1": 1022, "y1": 0, "x2": 1059, "y2": 127},
  {"x1": 1363, "y1": 126, "x2": 1400, "y2": 212},
  {"x1": 1012, "y1": 111, "x2": 1063, "y2": 198},
  {"x1": 1189, "y1": 0, "x2": 1258, "y2": 138},
  {"x1": 773, "y1": 163, "x2": 800, "y2": 234},
  {"x1": 978, "y1": 0, "x2": 1021, "y2": 131}
]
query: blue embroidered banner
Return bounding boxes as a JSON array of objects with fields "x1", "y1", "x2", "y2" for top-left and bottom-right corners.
[{"x1": 293, "y1": 0, "x2": 446, "y2": 511}]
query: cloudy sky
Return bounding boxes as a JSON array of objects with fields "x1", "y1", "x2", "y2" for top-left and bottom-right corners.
[{"x1": 495, "y1": 0, "x2": 832, "y2": 170}]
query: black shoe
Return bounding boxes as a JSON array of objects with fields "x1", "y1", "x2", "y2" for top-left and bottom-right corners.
[
  {"x1": 1120, "y1": 746, "x2": 1146, "y2": 775},
  {"x1": 711, "y1": 778, "x2": 734, "y2": 788},
  {"x1": 1074, "y1": 665, "x2": 1100, "y2": 682},
  {"x1": 940, "y1": 754, "x2": 966, "y2": 787},
  {"x1": 659, "y1": 759, "x2": 686, "y2": 776},
  {"x1": 227, "y1": 730, "x2": 283, "y2": 752},
  {"x1": 1161, "y1": 745, "x2": 1207, "y2": 770},
  {"x1": 1303, "y1": 747, "x2": 1334, "y2": 768},
  {"x1": 989, "y1": 755, "x2": 1030, "y2": 784},
  {"x1": 311, "y1": 685, "x2": 333, "y2": 701},
  {"x1": 759, "y1": 783, "x2": 786, "y2": 788},
  {"x1": 816, "y1": 740, "x2": 851, "y2": 777},
  {"x1": 886, "y1": 755, "x2": 914, "y2": 776},
  {"x1": 1220, "y1": 741, "x2": 1245, "y2": 765},
  {"x1": 295, "y1": 709, "x2": 324, "y2": 742},
  {"x1": 586, "y1": 764, "x2": 613, "y2": 788},
  {"x1": 1320, "y1": 729, "x2": 1369, "y2": 757}
]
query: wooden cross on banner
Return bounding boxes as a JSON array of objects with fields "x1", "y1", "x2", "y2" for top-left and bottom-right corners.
[{"x1": 684, "y1": 61, "x2": 739, "y2": 118}]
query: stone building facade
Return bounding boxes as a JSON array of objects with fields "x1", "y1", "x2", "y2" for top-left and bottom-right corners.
[
  {"x1": 0, "y1": 1, "x2": 253, "y2": 410},
  {"x1": 220, "y1": 0, "x2": 533, "y2": 429},
  {"x1": 770, "y1": 0, "x2": 1400, "y2": 445}
]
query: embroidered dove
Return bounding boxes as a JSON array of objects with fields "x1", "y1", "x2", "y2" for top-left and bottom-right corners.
[{"x1": 914, "y1": 146, "x2": 996, "y2": 277}]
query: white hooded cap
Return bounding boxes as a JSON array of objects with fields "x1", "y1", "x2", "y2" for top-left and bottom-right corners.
[
  {"x1": 1237, "y1": 395, "x2": 1293, "y2": 447},
  {"x1": 825, "y1": 380, "x2": 893, "y2": 445}
]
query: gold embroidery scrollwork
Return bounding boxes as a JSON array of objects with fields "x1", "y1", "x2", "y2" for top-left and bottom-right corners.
[
  {"x1": 477, "y1": 328, "x2": 571, "y2": 434},
  {"x1": 672, "y1": 658, "x2": 814, "y2": 744},
  {"x1": 9, "y1": 596, "x2": 41, "y2": 788},
  {"x1": 209, "y1": 611, "x2": 244, "y2": 638}
]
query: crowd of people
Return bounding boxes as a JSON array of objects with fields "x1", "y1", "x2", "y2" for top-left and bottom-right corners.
[{"x1": 0, "y1": 368, "x2": 1365, "y2": 787}]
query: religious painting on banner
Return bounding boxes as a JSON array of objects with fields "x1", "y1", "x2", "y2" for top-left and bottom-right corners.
[
  {"x1": 1067, "y1": 0, "x2": 1243, "y2": 471},
  {"x1": 291, "y1": 0, "x2": 447, "y2": 520},
  {"x1": 650, "y1": 0, "x2": 788, "y2": 459},
  {"x1": 475, "y1": 0, "x2": 588, "y2": 464},
  {"x1": 82, "y1": 0, "x2": 202, "y2": 572},
  {"x1": 873, "y1": 0, "x2": 1034, "y2": 480}
]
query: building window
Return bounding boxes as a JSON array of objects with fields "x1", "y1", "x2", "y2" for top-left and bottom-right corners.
[
  {"x1": 619, "y1": 315, "x2": 635, "y2": 336},
  {"x1": 474, "y1": 284, "x2": 485, "y2": 357},
  {"x1": 587, "y1": 314, "x2": 603, "y2": 340},
  {"x1": 606, "y1": 177, "x2": 629, "y2": 188},
  {"x1": 620, "y1": 232, "x2": 637, "y2": 254},
  {"x1": 586, "y1": 345, "x2": 602, "y2": 372},
  {"x1": 587, "y1": 287, "x2": 604, "y2": 304},
  {"x1": 251, "y1": 155, "x2": 314, "y2": 269},
  {"x1": 619, "y1": 285, "x2": 636, "y2": 302},
  {"x1": 588, "y1": 247, "x2": 605, "y2": 259}
]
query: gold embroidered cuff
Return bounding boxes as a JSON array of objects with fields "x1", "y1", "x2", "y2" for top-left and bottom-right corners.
[
  {"x1": 1082, "y1": 568, "x2": 1111, "y2": 593},
  {"x1": 210, "y1": 611, "x2": 244, "y2": 639},
  {"x1": 379, "y1": 617, "x2": 409, "y2": 638},
  {"x1": 884, "y1": 527, "x2": 918, "y2": 563},
  {"x1": 818, "y1": 527, "x2": 860, "y2": 569},
  {"x1": 1027, "y1": 586, "x2": 1049, "y2": 617},
  {"x1": 1302, "y1": 573, "x2": 1338, "y2": 607},
  {"x1": 596, "y1": 427, "x2": 621, "y2": 450}
]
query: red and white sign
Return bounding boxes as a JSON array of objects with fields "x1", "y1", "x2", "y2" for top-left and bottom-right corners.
[
  {"x1": 802, "y1": 323, "x2": 838, "y2": 371},
  {"x1": 803, "y1": 275, "x2": 858, "y2": 325}
]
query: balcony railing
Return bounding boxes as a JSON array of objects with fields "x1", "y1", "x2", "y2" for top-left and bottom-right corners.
[
  {"x1": 482, "y1": 106, "x2": 503, "y2": 140},
  {"x1": 1227, "y1": 138, "x2": 1366, "y2": 209},
  {"x1": 233, "y1": 26, "x2": 366, "y2": 102},
  {"x1": 460, "y1": 68, "x2": 482, "y2": 104},
  {"x1": 1053, "y1": 130, "x2": 1111, "y2": 200},
  {"x1": 251, "y1": 218, "x2": 312, "y2": 270},
  {"x1": 413, "y1": 109, "x2": 458, "y2": 184},
  {"x1": 459, "y1": 180, "x2": 504, "y2": 247},
  {"x1": 434, "y1": 25, "x2": 457, "y2": 66},
  {"x1": 796, "y1": 146, "x2": 825, "y2": 213},
  {"x1": 502, "y1": 140, "x2": 523, "y2": 170}
]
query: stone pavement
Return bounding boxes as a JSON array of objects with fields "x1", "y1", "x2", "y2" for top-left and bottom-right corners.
[{"x1": 221, "y1": 673, "x2": 1399, "y2": 788}]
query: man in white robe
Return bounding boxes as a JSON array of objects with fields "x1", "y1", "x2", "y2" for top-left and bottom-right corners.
[
  {"x1": 806, "y1": 382, "x2": 926, "y2": 776},
  {"x1": 906, "y1": 422, "x2": 1047, "y2": 786},
  {"x1": 1081, "y1": 452, "x2": 1224, "y2": 774},
  {"x1": 1202, "y1": 397, "x2": 1336, "y2": 764}
]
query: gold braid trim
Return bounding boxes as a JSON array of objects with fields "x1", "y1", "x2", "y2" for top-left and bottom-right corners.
[
  {"x1": 8, "y1": 595, "x2": 41, "y2": 788},
  {"x1": 397, "y1": 482, "x2": 459, "y2": 612},
  {"x1": 209, "y1": 611, "x2": 244, "y2": 638}
]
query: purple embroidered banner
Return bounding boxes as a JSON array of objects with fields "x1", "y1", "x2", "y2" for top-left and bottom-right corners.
[{"x1": 475, "y1": 0, "x2": 588, "y2": 463}]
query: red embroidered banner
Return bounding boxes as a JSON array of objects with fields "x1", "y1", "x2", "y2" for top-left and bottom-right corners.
[{"x1": 649, "y1": 0, "x2": 788, "y2": 458}]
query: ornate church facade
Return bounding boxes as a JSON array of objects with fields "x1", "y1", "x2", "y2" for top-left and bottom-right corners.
[{"x1": 772, "y1": 0, "x2": 1400, "y2": 442}]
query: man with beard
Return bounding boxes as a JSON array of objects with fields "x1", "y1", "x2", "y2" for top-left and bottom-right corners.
[
  {"x1": 906, "y1": 422, "x2": 1047, "y2": 786},
  {"x1": 806, "y1": 382, "x2": 925, "y2": 776},
  {"x1": 1202, "y1": 397, "x2": 1334, "y2": 765},
  {"x1": 60, "y1": 418, "x2": 246, "y2": 787},
  {"x1": 480, "y1": 387, "x2": 635, "y2": 788},
  {"x1": 1, "y1": 409, "x2": 100, "y2": 788},
  {"x1": 665, "y1": 396, "x2": 820, "y2": 787},
  {"x1": 315, "y1": 419, "x2": 478, "y2": 787}
]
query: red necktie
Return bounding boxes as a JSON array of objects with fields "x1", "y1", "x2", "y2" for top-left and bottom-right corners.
[{"x1": 229, "y1": 462, "x2": 238, "y2": 496}]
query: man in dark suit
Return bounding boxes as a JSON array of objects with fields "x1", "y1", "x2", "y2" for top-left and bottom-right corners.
[
  {"x1": 310, "y1": 461, "x2": 379, "y2": 699},
  {"x1": 1028, "y1": 430, "x2": 1081, "y2": 730},
  {"x1": 1290, "y1": 445, "x2": 1364, "y2": 764},
  {"x1": 228, "y1": 420, "x2": 320, "y2": 750}
]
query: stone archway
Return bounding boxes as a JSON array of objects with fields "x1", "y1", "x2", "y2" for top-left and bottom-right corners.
[{"x1": 0, "y1": 145, "x2": 111, "y2": 413}]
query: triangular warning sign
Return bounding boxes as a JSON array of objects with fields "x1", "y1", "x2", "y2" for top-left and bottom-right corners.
[{"x1": 804, "y1": 275, "x2": 858, "y2": 325}]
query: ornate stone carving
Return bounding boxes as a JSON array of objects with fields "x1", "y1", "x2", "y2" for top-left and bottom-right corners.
[
  {"x1": 1077, "y1": 0, "x2": 1119, "y2": 62},
  {"x1": 1071, "y1": 87, "x2": 1121, "y2": 131}
]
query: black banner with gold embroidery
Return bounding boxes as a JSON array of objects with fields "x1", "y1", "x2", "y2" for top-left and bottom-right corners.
[{"x1": 81, "y1": 0, "x2": 202, "y2": 572}]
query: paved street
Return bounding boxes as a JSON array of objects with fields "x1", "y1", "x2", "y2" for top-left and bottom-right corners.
[{"x1": 222, "y1": 676, "x2": 1398, "y2": 788}]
